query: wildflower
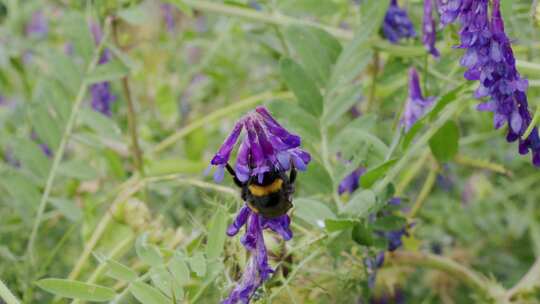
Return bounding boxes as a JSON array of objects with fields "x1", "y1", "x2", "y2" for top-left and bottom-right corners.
[
  {"x1": 440, "y1": 0, "x2": 540, "y2": 166},
  {"x1": 401, "y1": 68, "x2": 436, "y2": 131},
  {"x1": 422, "y1": 0, "x2": 440, "y2": 58},
  {"x1": 26, "y1": 11, "x2": 48, "y2": 38},
  {"x1": 383, "y1": 0, "x2": 416, "y2": 43},
  {"x1": 160, "y1": 3, "x2": 176, "y2": 32},
  {"x1": 338, "y1": 167, "x2": 365, "y2": 195},
  {"x1": 209, "y1": 106, "x2": 310, "y2": 183},
  {"x1": 211, "y1": 106, "x2": 309, "y2": 304},
  {"x1": 89, "y1": 23, "x2": 116, "y2": 116}
]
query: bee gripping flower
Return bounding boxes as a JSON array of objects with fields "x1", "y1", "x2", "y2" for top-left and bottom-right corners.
[
  {"x1": 383, "y1": 0, "x2": 416, "y2": 43},
  {"x1": 401, "y1": 68, "x2": 436, "y2": 131},
  {"x1": 212, "y1": 106, "x2": 309, "y2": 304}
]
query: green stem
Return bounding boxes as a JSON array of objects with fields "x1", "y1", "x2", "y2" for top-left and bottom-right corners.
[
  {"x1": 387, "y1": 251, "x2": 501, "y2": 299},
  {"x1": 0, "y1": 279, "x2": 20, "y2": 304},
  {"x1": 523, "y1": 105, "x2": 540, "y2": 139},
  {"x1": 507, "y1": 257, "x2": 540, "y2": 300},
  {"x1": 151, "y1": 91, "x2": 293, "y2": 154},
  {"x1": 454, "y1": 154, "x2": 510, "y2": 175},
  {"x1": 408, "y1": 160, "x2": 438, "y2": 219},
  {"x1": 320, "y1": 128, "x2": 343, "y2": 212},
  {"x1": 373, "y1": 99, "x2": 468, "y2": 194},
  {"x1": 26, "y1": 17, "x2": 113, "y2": 262},
  {"x1": 173, "y1": 0, "x2": 353, "y2": 40}
]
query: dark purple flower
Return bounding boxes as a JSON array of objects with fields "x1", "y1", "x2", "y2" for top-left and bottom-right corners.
[
  {"x1": 338, "y1": 167, "x2": 366, "y2": 195},
  {"x1": 26, "y1": 11, "x2": 48, "y2": 38},
  {"x1": 401, "y1": 68, "x2": 436, "y2": 131},
  {"x1": 423, "y1": 0, "x2": 440, "y2": 58},
  {"x1": 89, "y1": 23, "x2": 116, "y2": 116},
  {"x1": 369, "y1": 288, "x2": 406, "y2": 304},
  {"x1": 441, "y1": 0, "x2": 540, "y2": 166},
  {"x1": 383, "y1": 0, "x2": 416, "y2": 43},
  {"x1": 160, "y1": 3, "x2": 176, "y2": 32},
  {"x1": 214, "y1": 106, "x2": 308, "y2": 303},
  {"x1": 209, "y1": 106, "x2": 310, "y2": 183},
  {"x1": 223, "y1": 206, "x2": 292, "y2": 304}
]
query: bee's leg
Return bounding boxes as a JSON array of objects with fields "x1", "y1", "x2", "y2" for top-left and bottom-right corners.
[
  {"x1": 289, "y1": 163, "x2": 297, "y2": 184},
  {"x1": 225, "y1": 163, "x2": 244, "y2": 188}
]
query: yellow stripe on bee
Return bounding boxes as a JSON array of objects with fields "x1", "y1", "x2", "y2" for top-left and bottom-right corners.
[{"x1": 248, "y1": 179, "x2": 283, "y2": 196}]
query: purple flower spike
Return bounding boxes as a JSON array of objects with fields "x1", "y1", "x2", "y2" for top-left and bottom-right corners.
[
  {"x1": 88, "y1": 23, "x2": 116, "y2": 116},
  {"x1": 383, "y1": 0, "x2": 416, "y2": 44},
  {"x1": 440, "y1": 0, "x2": 540, "y2": 167},
  {"x1": 26, "y1": 11, "x2": 48, "y2": 38},
  {"x1": 422, "y1": 0, "x2": 440, "y2": 58},
  {"x1": 214, "y1": 106, "x2": 309, "y2": 303},
  {"x1": 160, "y1": 4, "x2": 177, "y2": 32},
  {"x1": 401, "y1": 68, "x2": 435, "y2": 131},
  {"x1": 223, "y1": 206, "x2": 292, "y2": 304},
  {"x1": 338, "y1": 167, "x2": 365, "y2": 195},
  {"x1": 209, "y1": 106, "x2": 311, "y2": 183}
]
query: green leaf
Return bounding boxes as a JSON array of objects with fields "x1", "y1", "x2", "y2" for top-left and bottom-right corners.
[
  {"x1": 351, "y1": 222, "x2": 374, "y2": 246},
  {"x1": 325, "y1": 219, "x2": 357, "y2": 232},
  {"x1": 102, "y1": 258, "x2": 138, "y2": 282},
  {"x1": 301, "y1": 160, "x2": 333, "y2": 195},
  {"x1": 342, "y1": 190, "x2": 376, "y2": 217},
  {"x1": 61, "y1": 12, "x2": 94, "y2": 62},
  {"x1": 79, "y1": 108, "x2": 122, "y2": 141},
  {"x1": 323, "y1": 84, "x2": 361, "y2": 126},
  {"x1": 85, "y1": 60, "x2": 129, "y2": 84},
  {"x1": 129, "y1": 282, "x2": 170, "y2": 304},
  {"x1": 188, "y1": 252, "x2": 207, "y2": 277},
  {"x1": 49, "y1": 198, "x2": 82, "y2": 221},
  {"x1": 429, "y1": 121, "x2": 460, "y2": 162},
  {"x1": 360, "y1": 159, "x2": 398, "y2": 189},
  {"x1": 29, "y1": 102, "x2": 62, "y2": 151},
  {"x1": 327, "y1": 0, "x2": 389, "y2": 92},
  {"x1": 206, "y1": 209, "x2": 227, "y2": 260},
  {"x1": 267, "y1": 100, "x2": 321, "y2": 142},
  {"x1": 279, "y1": 58, "x2": 323, "y2": 117},
  {"x1": 118, "y1": 5, "x2": 150, "y2": 25},
  {"x1": 58, "y1": 159, "x2": 99, "y2": 181},
  {"x1": 168, "y1": 253, "x2": 190, "y2": 286},
  {"x1": 135, "y1": 234, "x2": 163, "y2": 267},
  {"x1": 372, "y1": 215, "x2": 407, "y2": 231},
  {"x1": 294, "y1": 198, "x2": 336, "y2": 228},
  {"x1": 284, "y1": 25, "x2": 341, "y2": 86},
  {"x1": 150, "y1": 266, "x2": 184, "y2": 299},
  {"x1": 12, "y1": 138, "x2": 51, "y2": 181},
  {"x1": 35, "y1": 279, "x2": 116, "y2": 301}
]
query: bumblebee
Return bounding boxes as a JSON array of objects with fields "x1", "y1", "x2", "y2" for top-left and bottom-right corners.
[{"x1": 225, "y1": 163, "x2": 296, "y2": 219}]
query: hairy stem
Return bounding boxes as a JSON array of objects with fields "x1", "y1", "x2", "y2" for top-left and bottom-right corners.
[
  {"x1": 112, "y1": 19, "x2": 145, "y2": 177},
  {"x1": 26, "y1": 17, "x2": 113, "y2": 262},
  {"x1": 408, "y1": 159, "x2": 438, "y2": 219},
  {"x1": 507, "y1": 257, "x2": 540, "y2": 300},
  {"x1": 387, "y1": 251, "x2": 500, "y2": 299},
  {"x1": 454, "y1": 154, "x2": 510, "y2": 175},
  {"x1": 0, "y1": 279, "x2": 20, "y2": 304}
]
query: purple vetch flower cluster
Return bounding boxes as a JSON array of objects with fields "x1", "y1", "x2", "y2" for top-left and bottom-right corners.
[
  {"x1": 338, "y1": 167, "x2": 365, "y2": 195},
  {"x1": 223, "y1": 206, "x2": 292, "y2": 304},
  {"x1": 422, "y1": 0, "x2": 440, "y2": 58},
  {"x1": 89, "y1": 23, "x2": 116, "y2": 116},
  {"x1": 26, "y1": 10, "x2": 48, "y2": 38},
  {"x1": 210, "y1": 106, "x2": 310, "y2": 303},
  {"x1": 209, "y1": 106, "x2": 310, "y2": 183},
  {"x1": 160, "y1": 3, "x2": 176, "y2": 32},
  {"x1": 439, "y1": 0, "x2": 540, "y2": 166},
  {"x1": 401, "y1": 68, "x2": 436, "y2": 131},
  {"x1": 383, "y1": 0, "x2": 416, "y2": 43}
]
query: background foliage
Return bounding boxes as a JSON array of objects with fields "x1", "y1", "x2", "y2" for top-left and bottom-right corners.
[{"x1": 1, "y1": 0, "x2": 540, "y2": 303}]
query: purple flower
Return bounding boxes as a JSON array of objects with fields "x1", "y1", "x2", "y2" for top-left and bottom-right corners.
[
  {"x1": 160, "y1": 3, "x2": 176, "y2": 32},
  {"x1": 209, "y1": 106, "x2": 310, "y2": 183},
  {"x1": 441, "y1": 0, "x2": 540, "y2": 166},
  {"x1": 383, "y1": 0, "x2": 416, "y2": 43},
  {"x1": 223, "y1": 207, "x2": 293, "y2": 304},
  {"x1": 401, "y1": 68, "x2": 436, "y2": 131},
  {"x1": 89, "y1": 23, "x2": 116, "y2": 116},
  {"x1": 214, "y1": 106, "x2": 308, "y2": 303},
  {"x1": 30, "y1": 131, "x2": 53, "y2": 158},
  {"x1": 338, "y1": 167, "x2": 365, "y2": 195},
  {"x1": 26, "y1": 11, "x2": 48, "y2": 38},
  {"x1": 423, "y1": 0, "x2": 440, "y2": 58}
]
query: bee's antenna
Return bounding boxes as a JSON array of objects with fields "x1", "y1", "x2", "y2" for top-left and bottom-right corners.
[{"x1": 226, "y1": 163, "x2": 244, "y2": 187}]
